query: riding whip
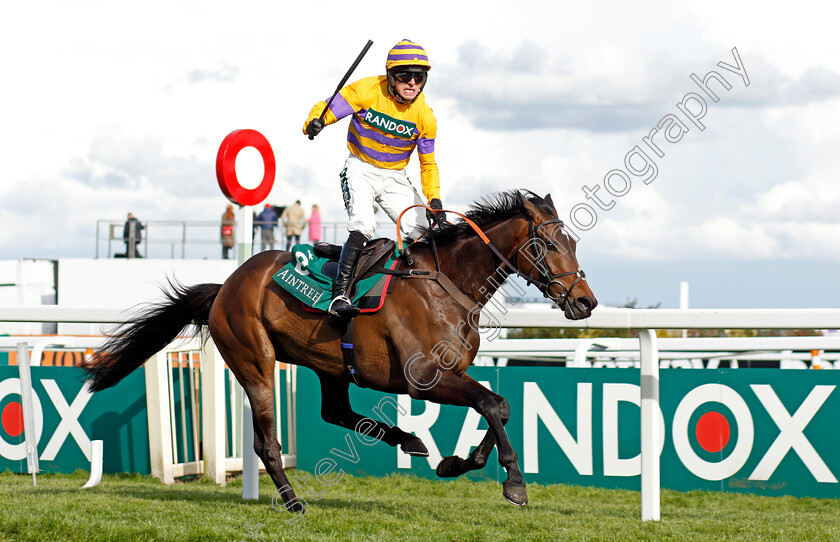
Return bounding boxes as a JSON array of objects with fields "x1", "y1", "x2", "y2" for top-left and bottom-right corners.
[{"x1": 309, "y1": 39, "x2": 374, "y2": 140}]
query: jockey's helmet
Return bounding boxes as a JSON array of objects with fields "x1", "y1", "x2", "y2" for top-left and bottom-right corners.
[{"x1": 386, "y1": 39, "x2": 430, "y2": 103}]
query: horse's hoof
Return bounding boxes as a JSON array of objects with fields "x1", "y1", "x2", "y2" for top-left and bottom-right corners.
[
  {"x1": 436, "y1": 455, "x2": 467, "y2": 478},
  {"x1": 272, "y1": 489, "x2": 306, "y2": 514},
  {"x1": 289, "y1": 499, "x2": 306, "y2": 514},
  {"x1": 400, "y1": 437, "x2": 429, "y2": 457},
  {"x1": 502, "y1": 481, "x2": 528, "y2": 506}
]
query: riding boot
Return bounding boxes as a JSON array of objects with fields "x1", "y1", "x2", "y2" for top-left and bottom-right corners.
[{"x1": 328, "y1": 231, "x2": 367, "y2": 320}]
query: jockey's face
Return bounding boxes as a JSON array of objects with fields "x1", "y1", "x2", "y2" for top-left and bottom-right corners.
[{"x1": 394, "y1": 72, "x2": 426, "y2": 102}]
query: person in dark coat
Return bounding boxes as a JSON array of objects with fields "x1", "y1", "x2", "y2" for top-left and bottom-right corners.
[
  {"x1": 123, "y1": 212, "x2": 144, "y2": 258},
  {"x1": 256, "y1": 204, "x2": 279, "y2": 252}
]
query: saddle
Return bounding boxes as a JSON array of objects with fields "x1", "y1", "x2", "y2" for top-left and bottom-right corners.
[
  {"x1": 313, "y1": 239, "x2": 397, "y2": 286},
  {"x1": 271, "y1": 239, "x2": 400, "y2": 314}
]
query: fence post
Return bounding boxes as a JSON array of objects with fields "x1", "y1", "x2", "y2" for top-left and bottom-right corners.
[
  {"x1": 237, "y1": 205, "x2": 260, "y2": 500},
  {"x1": 201, "y1": 339, "x2": 227, "y2": 484},
  {"x1": 145, "y1": 351, "x2": 174, "y2": 484},
  {"x1": 639, "y1": 329, "x2": 660, "y2": 521},
  {"x1": 17, "y1": 342, "x2": 39, "y2": 486}
]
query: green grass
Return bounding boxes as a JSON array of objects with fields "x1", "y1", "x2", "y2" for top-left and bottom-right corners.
[{"x1": 2, "y1": 470, "x2": 839, "y2": 541}]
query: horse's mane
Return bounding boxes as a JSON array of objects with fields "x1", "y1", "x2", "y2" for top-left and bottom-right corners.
[{"x1": 415, "y1": 190, "x2": 554, "y2": 246}]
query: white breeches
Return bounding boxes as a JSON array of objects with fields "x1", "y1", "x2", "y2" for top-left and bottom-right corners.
[{"x1": 340, "y1": 154, "x2": 427, "y2": 240}]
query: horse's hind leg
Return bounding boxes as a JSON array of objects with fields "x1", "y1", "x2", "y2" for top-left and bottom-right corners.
[
  {"x1": 240, "y1": 376, "x2": 306, "y2": 511},
  {"x1": 217, "y1": 336, "x2": 303, "y2": 513},
  {"x1": 319, "y1": 376, "x2": 429, "y2": 456}
]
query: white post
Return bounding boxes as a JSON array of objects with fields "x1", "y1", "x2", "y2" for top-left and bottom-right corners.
[
  {"x1": 680, "y1": 281, "x2": 689, "y2": 339},
  {"x1": 82, "y1": 440, "x2": 104, "y2": 488},
  {"x1": 145, "y1": 351, "x2": 174, "y2": 484},
  {"x1": 238, "y1": 205, "x2": 253, "y2": 264},
  {"x1": 201, "y1": 339, "x2": 227, "y2": 484},
  {"x1": 242, "y1": 395, "x2": 259, "y2": 500},
  {"x1": 237, "y1": 204, "x2": 260, "y2": 500},
  {"x1": 639, "y1": 329, "x2": 660, "y2": 521},
  {"x1": 16, "y1": 342, "x2": 39, "y2": 486}
]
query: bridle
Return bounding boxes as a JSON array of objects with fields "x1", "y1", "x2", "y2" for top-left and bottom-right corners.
[
  {"x1": 394, "y1": 204, "x2": 586, "y2": 310},
  {"x1": 510, "y1": 217, "x2": 586, "y2": 307}
]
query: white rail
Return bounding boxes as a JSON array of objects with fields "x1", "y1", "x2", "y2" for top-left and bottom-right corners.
[
  {"x1": 4, "y1": 305, "x2": 840, "y2": 521},
  {"x1": 476, "y1": 336, "x2": 840, "y2": 368},
  {"x1": 479, "y1": 307, "x2": 840, "y2": 329}
]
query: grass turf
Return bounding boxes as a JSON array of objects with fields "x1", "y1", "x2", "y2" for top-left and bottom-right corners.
[{"x1": 1, "y1": 470, "x2": 839, "y2": 541}]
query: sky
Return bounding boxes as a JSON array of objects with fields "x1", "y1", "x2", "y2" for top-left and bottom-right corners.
[{"x1": 1, "y1": 0, "x2": 839, "y2": 309}]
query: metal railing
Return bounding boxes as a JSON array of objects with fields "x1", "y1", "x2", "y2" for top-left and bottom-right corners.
[{"x1": 95, "y1": 219, "x2": 400, "y2": 259}]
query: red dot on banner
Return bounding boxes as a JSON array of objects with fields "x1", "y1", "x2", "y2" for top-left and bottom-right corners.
[
  {"x1": 696, "y1": 411, "x2": 730, "y2": 453},
  {"x1": 2, "y1": 401, "x2": 24, "y2": 437}
]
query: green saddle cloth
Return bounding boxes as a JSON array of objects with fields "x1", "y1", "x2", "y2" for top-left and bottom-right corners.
[{"x1": 272, "y1": 243, "x2": 398, "y2": 312}]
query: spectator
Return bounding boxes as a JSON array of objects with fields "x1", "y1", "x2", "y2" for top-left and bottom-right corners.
[
  {"x1": 123, "y1": 212, "x2": 144, "y2": 258},
  {"x1": 307, "y1": 204, "x2": 322, "y2": 244},
  {"x1": 257, "y1": 203, "x2": 279, "y2": 251},
  {"x1": 221, "y1": 204, "x2": 235, "y2": 259},
  {"x1": 281, "y1": 200, "x2": 306, "y2": 250}
]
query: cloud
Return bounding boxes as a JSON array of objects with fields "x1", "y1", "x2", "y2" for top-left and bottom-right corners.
[
  {"x1": 187, "y1": 64, "x2": 240, "y2": 84},
  {"x1": 742, "y1": 177, "x2": 840, "y2": 224},
  {"x1": 713, "y1": 55, "x2": 840, "y2": 108},
  {"x1": 436, "y1": 41, "x2": 840, "y2": 133},
  {"x1": 65, "y1": 125, "x2": 213, "y2": 196}
]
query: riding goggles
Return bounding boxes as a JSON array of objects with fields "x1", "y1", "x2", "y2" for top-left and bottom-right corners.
[{"x1": 393, "y1": 71, "x2": 427, "y2": 84}]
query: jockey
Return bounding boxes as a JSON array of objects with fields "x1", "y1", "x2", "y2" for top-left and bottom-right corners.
[{"x1": 303, "y1": 39, "x2": 447, "y2": 320}]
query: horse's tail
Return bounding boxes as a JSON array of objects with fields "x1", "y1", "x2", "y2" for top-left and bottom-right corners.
[{"x1": 83, "y1": 281, "x2": 222, "y2": 392}]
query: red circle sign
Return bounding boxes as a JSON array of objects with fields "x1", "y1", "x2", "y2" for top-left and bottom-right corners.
[
  {"x1": 2, "y1": 401, "x2": 23, "y2": 437},
  {"x1": 695, "y1": 411, "x2": 730, "y2": 453},
  {"x1": 216, "y1": 129, "x2": 276, "y2": 206}
]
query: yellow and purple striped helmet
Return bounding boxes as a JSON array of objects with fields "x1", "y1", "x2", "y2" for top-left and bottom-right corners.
[{"x1": 385, "y1": 39, "x2": 431, "y2": 71}]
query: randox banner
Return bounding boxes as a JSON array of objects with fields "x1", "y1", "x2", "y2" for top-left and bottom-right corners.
[
  {"x1": 0, "y1": 366, "x2": 150, "y2": 474},
  {"x1": 296, "y1": 367, "x2": 840, "y2": 498}
]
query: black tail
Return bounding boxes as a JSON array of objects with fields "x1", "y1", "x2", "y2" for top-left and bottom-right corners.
[{"x1": 83, "y1": 281, "x2": 222, "y2": 392}]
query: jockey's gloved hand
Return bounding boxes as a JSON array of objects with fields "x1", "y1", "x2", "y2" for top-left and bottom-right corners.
[
  {"x1": 306, "y1": 118, "x2": 324, "y2": 139},
  {"x1": 426, "y1": 198, "x2": 446, "y2": 227}
]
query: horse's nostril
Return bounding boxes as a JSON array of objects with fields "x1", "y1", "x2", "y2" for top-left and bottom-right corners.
[{"x1": 577, "y1": 296, "x2": 596, "y2": 312}]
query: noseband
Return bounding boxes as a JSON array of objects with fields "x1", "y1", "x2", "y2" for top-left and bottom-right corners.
[{"x1": 512, "y1": 218, "x2": 586, "y2": 307}]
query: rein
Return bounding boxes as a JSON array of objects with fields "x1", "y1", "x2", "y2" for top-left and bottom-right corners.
[{"x1": 394, "y1": 204, "x2": 586, "y2": 310}]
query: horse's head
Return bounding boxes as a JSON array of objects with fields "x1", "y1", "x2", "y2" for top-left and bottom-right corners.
[{"x1": 514, "y1": 192, "x2": 597, "y2": 320}]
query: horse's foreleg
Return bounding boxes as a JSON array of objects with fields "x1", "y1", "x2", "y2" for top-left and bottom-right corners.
[
  {"x1": 319, "y1": 376, "x2": 429, "y2": 457},
  {"x1": 411, "y1": 372, "x2": 527, "y2": 506},
  {"x1": 436, "y1": 430, "x2": 495, "y2": 478},
  {"x1": 436, "y1": 376, "x2": 508, "y2": 478}
]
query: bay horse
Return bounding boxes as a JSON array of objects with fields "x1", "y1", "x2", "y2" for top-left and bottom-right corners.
[{"x1": 83, "y1": 190, "x2": 596, "y2": 511}]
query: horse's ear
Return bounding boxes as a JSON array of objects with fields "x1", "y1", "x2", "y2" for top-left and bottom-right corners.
[
  {"x1": 544, "y1": 194, "x2": 557, "y2": 214},
  {"x1": 519, "y1": 192, "x2": 542, "y2": 218}
]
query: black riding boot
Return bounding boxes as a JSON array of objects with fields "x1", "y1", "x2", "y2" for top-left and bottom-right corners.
[{"x1": 329, "y1": 231, "x2": 367, "y2": 320}]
